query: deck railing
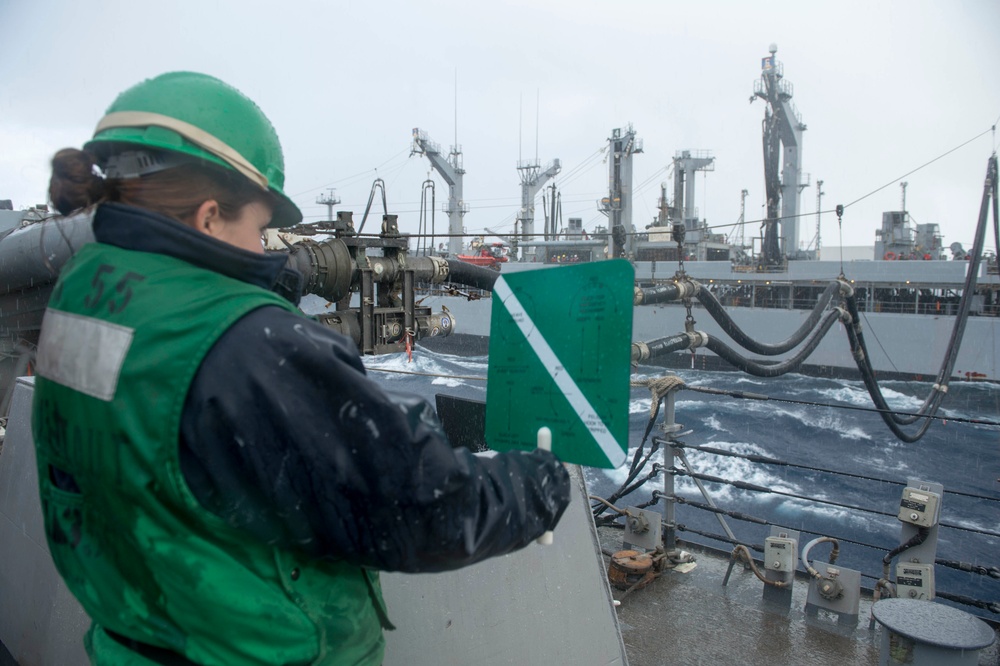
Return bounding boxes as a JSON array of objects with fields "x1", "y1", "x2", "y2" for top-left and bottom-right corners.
[{"x1": 596, "y1": 385, "x2": 1000, "y2": 622}]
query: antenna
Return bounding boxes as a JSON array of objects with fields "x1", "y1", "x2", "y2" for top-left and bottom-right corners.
[
  {"x1": 519, "y1": 93, "x2": 523, "y2": 164},
  {"x1": 535, "y1": 89, "x2": 540, "y2": 163},
  {"x1": 454, "y1": 68, "x2": 458, "y2": 148},
  {"x1": 815, "y1": 179, "x2": 824, "y2": 256}
]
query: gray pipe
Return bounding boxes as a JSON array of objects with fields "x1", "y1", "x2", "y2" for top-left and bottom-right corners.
[{"x1": 0, "y1": 211, "x2": 94, "y2": 295}]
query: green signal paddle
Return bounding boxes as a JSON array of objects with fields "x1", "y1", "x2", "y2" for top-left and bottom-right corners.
[{"x1": 486, "y1": 260, "x2": 634, "y2": 470}]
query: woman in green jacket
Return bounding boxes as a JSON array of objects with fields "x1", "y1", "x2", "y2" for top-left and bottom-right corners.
[{"x1": 34, "y1": 71, "x2": 570, "y2": 666}]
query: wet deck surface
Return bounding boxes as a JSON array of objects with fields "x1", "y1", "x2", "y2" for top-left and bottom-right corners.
[{"x1": 597, "y1": 527, "x2": 999, "y2": 666}]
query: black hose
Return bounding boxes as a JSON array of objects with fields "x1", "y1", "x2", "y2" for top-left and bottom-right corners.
[
  {"x1": 696, "y1": 281, "x2": 840, "y2": 355},
  {"x1": 842, "y1": 306, "x2": 940, "y2": 442},
  {"x1": 883, "y1": 527, "x2": 929, "y2": 566},
  {"x1": 636, "y1": 283, "x2": 681, "y2": 305},
  {"x1": 632, "y1": 334, "x2": 691, "y2": 363},
  {"x1": 839, "y1": 158, "x2": 996, "y2": 442},
  {"x1": 703, "y1": 309, "x2": 841, "y2": 377},
  {"x1": 445, "y1": 259, "x2": 500, "y2": 292},
  {"x1": 929, "y1": 156, "x2": 995, "y2": 388}
]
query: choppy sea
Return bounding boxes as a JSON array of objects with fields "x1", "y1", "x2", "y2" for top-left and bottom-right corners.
[{"x1": 363, "y1": 346, "x2": 1000, "y2": 618}]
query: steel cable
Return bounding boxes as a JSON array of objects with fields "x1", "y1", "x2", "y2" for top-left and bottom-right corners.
[
  {"x1": 670, "y1": 466, "x2": 898, "y2": 517},
  {"x1": 681, "y1": 385, "x2": 1000, "y2": 428},
  {"x1": 935, "y1": 591, "x2": 1000, "y2": 615},
  {"x1": 936, "y1": 559, "x2": 1000, "y2": 580},
  {"x1": 675, "y1": 524, "x2": 761, "y2": 551},
  {"x1": 662, "y1": 493, "x2": 892, "y2": 553},
  {"x1": 670, "y1": 441, "x2": 1000, "y2": 502},
  {"x1": 671, "y1": 466, "x2": 1000, "y2": 539}
]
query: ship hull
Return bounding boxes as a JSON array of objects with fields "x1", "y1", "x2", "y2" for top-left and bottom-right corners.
[{"x1": 417, "y1": 259, "x2": 1000, "y2": 382}]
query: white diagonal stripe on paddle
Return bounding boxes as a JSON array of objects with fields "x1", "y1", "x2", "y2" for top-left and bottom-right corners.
[{"x1": 493, "y1": 277, "x2": 620, "y2": 466}]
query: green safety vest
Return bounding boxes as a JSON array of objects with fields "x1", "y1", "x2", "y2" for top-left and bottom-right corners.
[{"x1": 32, "y1": 242, "x2": 387, "y2": 665}]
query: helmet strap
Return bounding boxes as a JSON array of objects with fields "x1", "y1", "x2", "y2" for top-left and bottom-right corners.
[{"x1": 102, "y1": 150, "x2": 195, "y2": 180}]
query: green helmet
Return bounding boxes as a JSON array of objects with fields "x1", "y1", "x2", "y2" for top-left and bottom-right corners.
[{"x1": 85, "y1": 71, "x2": 302, "y2": 227}]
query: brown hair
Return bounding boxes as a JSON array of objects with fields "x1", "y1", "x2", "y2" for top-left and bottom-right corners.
[
  {"x1": 48, "y1": 149, "x2": 105, "y2": 215},
  {"x1": 48, "y1": 148, "x2": 276, "y2": 224}
]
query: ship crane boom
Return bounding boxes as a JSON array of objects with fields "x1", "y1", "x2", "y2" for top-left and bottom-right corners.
[
  {"x1": 752, "y1": 44, "x2": 809, "y2": 264},
  {"x1": 515, "y1": 158, "x2": 561, "y2": 260},
  {"x1": 411, "y1": 128, "x2": 468, "y2": 256}
]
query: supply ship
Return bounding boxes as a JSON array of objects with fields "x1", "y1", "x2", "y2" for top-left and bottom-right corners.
[
  {"x1": 1, "y1": 46, "x2": 998, "y2": 665},
  {"x1": 409, "y1": 47, "x2": 999, "y2": 383}
]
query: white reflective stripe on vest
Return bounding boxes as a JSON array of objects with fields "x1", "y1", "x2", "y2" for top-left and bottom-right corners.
[{"x1": 36, "y1": 309, "x2": 134, "y2": 401}]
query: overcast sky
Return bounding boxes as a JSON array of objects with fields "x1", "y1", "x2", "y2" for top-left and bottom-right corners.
[{"x1": 2, "y1": 0, "x2": 999, "y2": 254}]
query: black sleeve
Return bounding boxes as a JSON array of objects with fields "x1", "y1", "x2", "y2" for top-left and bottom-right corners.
[{"x1": 179, "y1": 306, "x2": 571, "y2": 573}]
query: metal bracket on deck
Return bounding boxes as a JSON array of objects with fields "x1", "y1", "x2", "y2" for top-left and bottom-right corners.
[{"x1": 622, "y1": 507, "x2": 663, "y2": 552}]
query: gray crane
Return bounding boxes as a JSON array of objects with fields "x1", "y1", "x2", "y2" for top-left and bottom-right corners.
[
  {"x1": 515, "y1": 158, "x2": 561, "y2": 261},
  {"x1": 411, "y1": 128, "x2": 468, "y2": 256},
  {"x1": 752, "y1": 44, "x2": 809, "y2": 265}
]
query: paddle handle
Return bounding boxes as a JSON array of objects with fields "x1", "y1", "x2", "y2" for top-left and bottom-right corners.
[{"x1": 537, "y1": 427, "x2": 554, "y2": 545}]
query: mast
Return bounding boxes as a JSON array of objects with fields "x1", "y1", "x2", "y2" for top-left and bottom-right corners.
[
  {"x1": 516, "y1": 158, "x2": 561, "y2": 260},
  {"x1": 728, "y1": 188, "x2": 749, "y2": 247},
  {"x1": 814, "y1": 179, "x2": 824, "y2": 257},
  {"x1": 411, "y1": 128, "x2": 468, "y2": 256},
  {"x1": 671, "y1": 150, "x2": 715, "y2": 236},
  {"x1": 316, "y1": 188, "x2": 341, "y2": 223},
  {"x1": 752, "y1": 44, "x2": 809, "y2": 264},
  {"x1": 598, "y1": 125, "x2": 643, "y2": 258}
]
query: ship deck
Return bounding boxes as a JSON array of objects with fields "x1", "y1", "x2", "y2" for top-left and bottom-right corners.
[{"x1": 596, "y1": 527, "x2": 1000, "y2": 666}]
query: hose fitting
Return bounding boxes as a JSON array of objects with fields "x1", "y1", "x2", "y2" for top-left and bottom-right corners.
[{"x1": 685, "y1": 330, "x2": 709, "y2": 349}]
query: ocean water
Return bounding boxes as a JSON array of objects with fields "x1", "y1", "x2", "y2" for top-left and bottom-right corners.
[{"x1": 364, "y1": 346, "x2": 1000, "y2": 618}]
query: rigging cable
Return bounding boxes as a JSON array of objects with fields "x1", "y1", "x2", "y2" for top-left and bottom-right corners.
[
  {"x1": 289, "y1": 148, "x2": 410, "y2": 199},
  {"x1": 936, "y1": 591, "x2": 1000, "y2": 615},
  {"x1": 681, "y1": 383, "x2": 1000, "y2": 427},
  {"x1": 593, "y1": 376, "x2": 687, "y2": 519},
  {"x1": 936, "y1": 560, "x2": 1000, "y2": 580},
  {"x1": 841, "y1": 127, "x2": 993, "y2": 210},
  {"x1": 659, "y1": 493, "x2": 891, "y2": 553},
  {"x1": 856, "y1": 308, "x2": 901, "y2": 374},
  {"x1": 670, "y1": 466, "x2": 1000, "y2": 539},
  {"x1": 669, "y1": 466, "x2": 897, "y2": 519},
  {"x1": 671, "y1": 441, "x2": 1000, "y2": 499},
  {"x1": 361, "y1": 366, "x2": 1000, "y2": 429}
]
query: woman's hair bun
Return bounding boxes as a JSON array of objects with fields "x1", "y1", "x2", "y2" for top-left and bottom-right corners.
[{"x1": 48, "y1": 148, "x2": 105, "y2": 215}]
